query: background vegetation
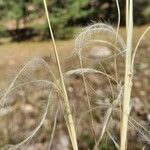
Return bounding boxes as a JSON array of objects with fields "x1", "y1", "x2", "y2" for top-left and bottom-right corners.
[{"x1": 0, "y1": 0, "x2": 150, "y2": 40}]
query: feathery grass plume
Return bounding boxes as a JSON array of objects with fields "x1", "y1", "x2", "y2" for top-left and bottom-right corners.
[
  {"x1": 65, "y1": 68, "x2": 117, "y2": 83},
  {"x1": 0, "y1": 58, "x2": 59, "y2": 108},
  {"x1": 72, "y1": 21, "x2": 125, "y2": 147},
  {"x1": 75, "y1": 23, "x2": 126, "y2": 58},
  {"x1": 75, "y1": 12, "x2": 122, "y2": 143},
  {"x1": 42, "y1": 0, "x2": 78, "y2": 149},
  {"x1": 3, "y1": 91, "x2": 51, "y2": 150},
  {"x1": 75, "y1": 91, "x2": 150, "y2": 149},
  {"x1": 0, "y1": 58, "x2": 61, "y2": 149},
  {"x1": 65, "y1": 67, "x2": 121, "y2": 148},
  {"x1": 66, "y1": 66, "x2": 150, "y2": 148}
]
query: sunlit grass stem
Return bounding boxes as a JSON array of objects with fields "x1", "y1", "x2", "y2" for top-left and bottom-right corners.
[
  {"x1": 114, "y1": 0, "x2": 121, "y2": 82},
  {"x1": 43, "y1": 0, "x2": 78, "y2": 149},
  {"x1": 120, "y1": 0, "x2": 133, "y2": 149}
]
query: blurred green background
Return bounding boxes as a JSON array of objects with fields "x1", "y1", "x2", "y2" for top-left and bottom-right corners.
[{"x1": 0, "y1": 0, "x2": 150, "y2": 40}]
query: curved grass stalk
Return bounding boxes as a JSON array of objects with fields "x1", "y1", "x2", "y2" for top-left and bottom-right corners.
[
  {"x1": 2, "y1": 80, "x2": 60, "y2": 100},
  {"x1": 77, "y1": 104, "x2": 150, "y2": 145},
  {"x1": 83, "y1": 73, "x2": 118, "y2": 104},
  {"x1": 75, "y1": 39, "x2": 124, "y2": 59},
  {"x1": 98, "y1": 62, "x2": 115, "y2": 102},
  {"x1": 128, "y1": 116, "x2": 150, "y2": 144},
  {"x1": 83, "y1": 78, "x2": 106, "y2": 99},
  {"x1": 115, "y1": 0, "x2": 121, "y2": 44},
  {"x1": 107, "y1": 129, "x2": 119, "y2": 149},
  {"x1": 142, "y1": 146, "x2": 146, "y2": 150},
  {"x1": 0, "y1": 58, "x2": 54, "y2": 105},
  {"x1": 131, "y1": 26, "x2": 150, "y2": 71},
  {"x1": 4, "y1": 91, "x2": 52, "y2": 150},
  {"x1": 93, "y1": 86, "x2": 123, "y2": 149},
  {"x1": 43, "y1": 0, "x2": 78, "y2": 149},
  {"x1": 77, "y1": 48, "x2": 119, "y2": 145},
  {"x1": 76, "y1": 105, "x2": 110, "y2": 133},
  {"x1": 76, "y1": 27, "x2": 126, "y2": 53},
  {"x1": 118, "y1": 107, "x2": 150, "y2": 144},
  {"x1": 65, "y1": 68, "x2": 118, "y2": 84},
  {"x1": 75, "y1": 47, "x2": 126, "y2": 62},
  {"x1": 75, "y1": 23, "x2": 126, "y2": 49},
  {"x1": 48, "y1": 108, "x2": 59, "y2": 150},
  {"x1": 93, "y1": 107, "x2": 112, "y2": 150},
  {"x1": 76, "y1": 86, "x2": 123, "y2": 148},
  {"x1": 81, "y1": 78, "x2": 97, "y2": 144},
  {"x1": 114, "y1": 0, "x2": 121, "y2": 81},
  {"x1": 76, "y1": 99, "x2": 149, "y2": 149},
  {"x1": 90, "y1": 40, "x2": 123, "y2": 54},
  {"x1": 0, "y1": 58, "x2": 62, "y2": 108},
  {"x1": 78, "y1": 42, "x2": 97, "y2": 144}
]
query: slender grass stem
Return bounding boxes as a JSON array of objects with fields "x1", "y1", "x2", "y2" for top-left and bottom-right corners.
[
  {"x1": 78, "y1": 54, "x2": 97, "y2": 145},
  {"x1": 131, "y1": 26, "x2": 150, "y2": 71},
  {"x1": 114, "y1": 0, "x2": 121, "y2": 82},
  {"x1": 43, "y1": 1, "x2": 78, "y2": 149},
  {"x1": 48, "y1": 109, "x2": 59, "y2": 150},
  {"x1": 120, "y1": 0, "x2": 133, "y2": 149}
]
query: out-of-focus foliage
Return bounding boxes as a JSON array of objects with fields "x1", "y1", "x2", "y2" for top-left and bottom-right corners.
[
  {"x1": 133, "y1": 0, "x2": 150, "y2": 24},
  {"x1": 48, "y1": 0, "x2": 93, "y2": 39},
  {"x1": 89, "y1": 0, "x2": 150, "y2": 25},
  {"x1": 142, "y1": 0, "x2": 150, "y2": 22},
  {"x1": 0, "y1": 0, "x2": 150, "y2": 40},
  {"x1": 0, "y1": 0, "x2": 42, "y2": 29}
]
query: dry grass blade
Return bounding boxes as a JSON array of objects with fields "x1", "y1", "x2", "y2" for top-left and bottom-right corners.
[
  {"x1": 48, "y1": 108, "x2": 59, "y2": 150},
  {"x1": 128, "y1": 117, "x2": 150, "y2": 144},
  {"x1": 65, "y1": 68, "x2": 118, "y2": 83},
  {"x1": 93, "y1": 107, "x2": 112, "y2": 150},
  {"x1": 107, "y1": 130, "x2": 119, "y2": 149}
]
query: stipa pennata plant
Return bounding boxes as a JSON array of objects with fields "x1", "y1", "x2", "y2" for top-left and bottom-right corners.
[
  {"x1": 0, "y1": 0, "x2": 150, "y2": 150},
  {"x1": 72, "y1": 18, "x2": 150, "y2": 149}
]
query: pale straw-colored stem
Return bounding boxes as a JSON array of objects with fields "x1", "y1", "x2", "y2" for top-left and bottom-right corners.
[
  {"x1": 114, "y1": 0, "x2": 121, "y2": 82},
  {"x1": 120, "y1": 0, "x2": 133, "y2": 149},
  {"x1": 43, "y1": 1, "x2": 78, "y2": 149}
]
